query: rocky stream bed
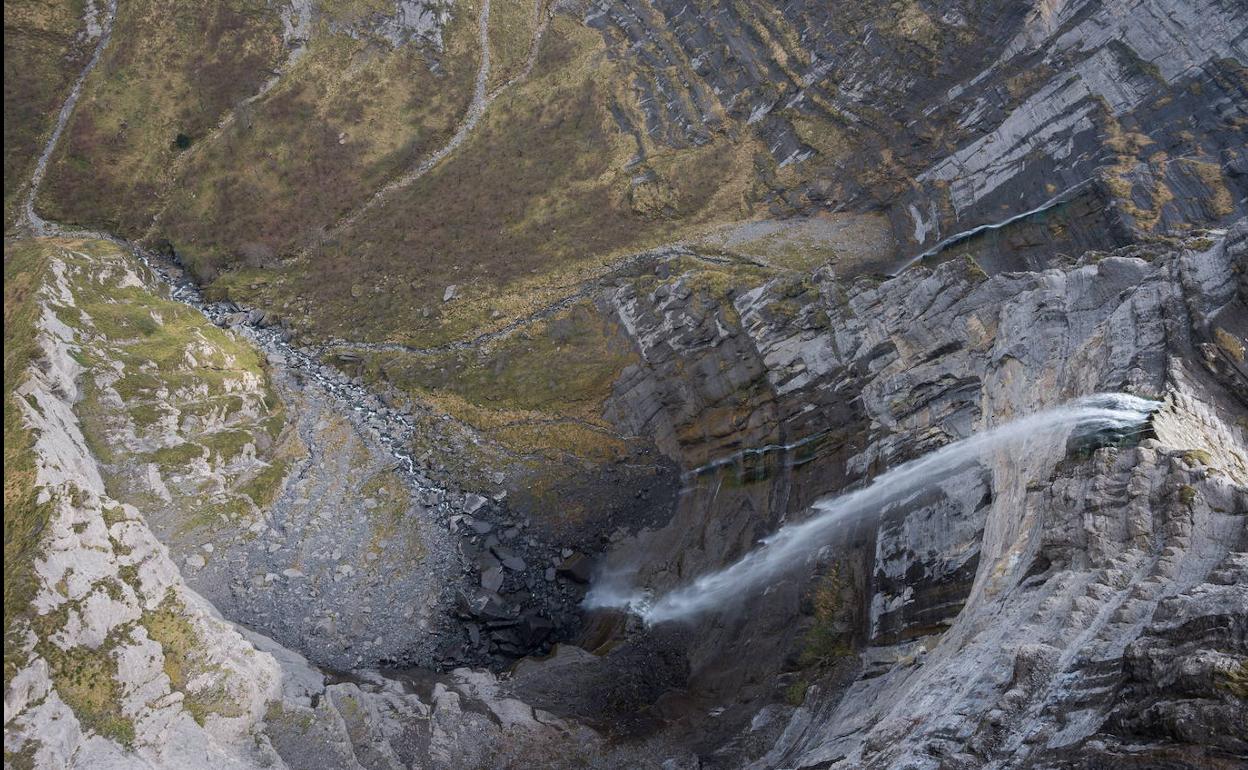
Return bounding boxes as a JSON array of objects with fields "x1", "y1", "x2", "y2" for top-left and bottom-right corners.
[{"x1": 135, "y1": 244, "x2": 606, "y2": 673}]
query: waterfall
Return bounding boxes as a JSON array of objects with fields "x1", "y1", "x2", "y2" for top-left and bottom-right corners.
[
  {"x1": 890, "y1": 178, "x2": 1095, "y2": 275},
  {"x1": 584, "y1": 393, "x2": 1160, "y2": 624}
]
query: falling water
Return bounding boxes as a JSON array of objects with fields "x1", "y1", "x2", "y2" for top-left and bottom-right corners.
[
  {"x1": 889, "y1": 178, "x2": 1094, "y2": 275},
  {"x1": 585, "y1": 393, "x2": 1160, "y2": 624}
]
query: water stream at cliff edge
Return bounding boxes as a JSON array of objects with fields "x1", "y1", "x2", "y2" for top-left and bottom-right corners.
[{"x1": 585, "y1": 393, "x2": 1161, "y2": 624}]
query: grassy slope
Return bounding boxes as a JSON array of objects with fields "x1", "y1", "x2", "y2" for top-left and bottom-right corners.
[
  {"x1": 2, "y1": 0, "x2": 90, "y2": 230},
  {"x1": 213, "y1": 14, "x2": 760, "y2": 347},
  {"x1": 3, "y1": 241, "x2": 52, "y2": 685},
  {"x1": 36, "y1": 0, "x2": 285, "y2": 234},
  {"x1": 7, "y1": 0, "x2": 899, "y2": 530},
  {"x1": 154, "y1": 1, "x2": 482, "y2": 280},
  {"x1": 487, "y1": 0, "x2": 539, "y2": 89},
  {"x1": 349, "y1": 300, "x2": 639, "y2": 460},
  {"x1": 24, "y1": 0, "x2": 782, "y2": 351}
]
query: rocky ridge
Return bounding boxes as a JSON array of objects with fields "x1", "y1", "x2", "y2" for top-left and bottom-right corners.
[{"x1": 3, "y1": 238, "x2": 604, "y2": 769}]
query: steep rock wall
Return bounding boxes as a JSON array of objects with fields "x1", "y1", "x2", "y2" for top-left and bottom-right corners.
[{"x1": 566, "y1": 222, "x2": 1246, "y2": 767}]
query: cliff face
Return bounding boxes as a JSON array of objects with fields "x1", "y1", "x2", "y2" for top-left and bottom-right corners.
[
  {"x1": 540, "y1": 220, "x2": 1244, "y2": 769},
  {"x1": 588, "y1": 0, "x2": 1248, "y2": 261},
  {"x1": 737, "y1": 228, "x2": 1248, "y2": 769},
  {"x1": 4, "y1": 0, "x2": 1247, "y2": 768}
]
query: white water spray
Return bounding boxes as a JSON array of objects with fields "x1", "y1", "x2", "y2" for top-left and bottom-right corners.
[{"x1": 585, "y1": 393, "x2": 1160, "y2": 624}]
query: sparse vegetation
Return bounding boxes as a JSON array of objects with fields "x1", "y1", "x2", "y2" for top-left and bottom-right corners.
[
  {"x1": 784, "y1": 679, "x2": 809, "y2": 706},
  {"x1": 37, "y1": 0, "x2": 286, "y2": 234},
  {"x1": 798, "y1": 568, "x2": 854, "y2": 668},
  {"x1": 202, "y1": 13, "x2": 761, "y2": 348},
  {"x1": 346, "y1": 301, "x2": 637, "y2": 461},
  {"x1": 1213, "y1": 327, "x2": 1245, "y2": 363},
  {"x1": 41, "y1": 239, "x2": 293, "y2": 541},
  {"x1": 41, "y1": 630, "x2": 136, "y2": 746},
  {"x1": 2, "y1": 0, "x2": 91, "y2": 228},
  {"x1": 1217, "y1": 660, "x2": 1248, "y2": 699},
  {"x1": 487, "y1": 0, "x2": 540, "y2": 88},
  {"x1": 1176, "y1": 159, "x2": 1235, "y2": 218},
  {"x1": 1184, "y1": 449, "x2": 1215, "y2": 467},
  {"x1": 142, "y1": 592, "x2": 246, "y2": 725},
  {"x1": 156, "y1": 10, "x2": 482, "y2": 281},
  {"x1": 963, "y1": 254, "x2": 989, "y2": 282},
  {"x1": 3, "y1": 241, "x2": 52, "y2": 683}
]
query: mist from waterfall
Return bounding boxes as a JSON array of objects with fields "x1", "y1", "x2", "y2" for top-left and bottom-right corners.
[{"x1": 584, "y1": 393, "x2": 1161, "y2": 625}]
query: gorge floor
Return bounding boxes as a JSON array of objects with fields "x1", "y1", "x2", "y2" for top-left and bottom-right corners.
[{"x1": 139, "y1": 244, "x2": 610, "y2": 674}]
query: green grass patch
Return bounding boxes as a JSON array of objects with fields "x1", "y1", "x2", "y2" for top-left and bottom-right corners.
[
  {"x1": 403, "y1": 303, "x2": 632, "y2": 415},
  {"x1": 237, "y1": 457, "x2": 292, "y2": 511},
  {"x1": 142, "y1": 593, "x2": 247, "y2": 725},
  {"x1": 41, "y1": 633, "x2": 135, "y2": 746},
  {"x1": 145, "y1": 442, "x2": 205, "y2": 469},
  {"x1": 487, "y1": 0, "x2": 538, "y2": 88},
  {"x1": 784, "y1": 679, "x2": 809, "y2": 706},
  {"x1": 200, "y1": 429, "x2": 255, "y2": 464}
]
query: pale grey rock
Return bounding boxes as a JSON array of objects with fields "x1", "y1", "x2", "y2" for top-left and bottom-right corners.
[
  {"x1": 4, "y1": 246, "x2": 283, "y2": 769},
  {"x1": 5, "y1": 243, "x2": 596, "y2": 770}
]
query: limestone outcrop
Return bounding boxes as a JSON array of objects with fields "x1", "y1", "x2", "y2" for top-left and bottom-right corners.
[{"x1": 2, "y1": 239, "x2": 596, "y2": 769}]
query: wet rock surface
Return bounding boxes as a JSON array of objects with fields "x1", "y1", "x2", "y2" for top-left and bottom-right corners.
[{"x1": 573, "y1": 224, "x2": 1247, "y2": 768}]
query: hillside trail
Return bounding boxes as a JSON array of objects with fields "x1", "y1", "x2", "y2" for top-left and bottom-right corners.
[
  {"x1": 320, "y1": 0, "x2": 556, "y2": 241},
  {"x1": 16, "y1": 0, "x2": 520, "y2": 348},
  {"x1": 14, "y1": 0, "x2": 581, "y2": 487},
  {"x1": 13, "y1": 0, "x2": 448, "y2": 642},
  {"x1": 138, "y1": 0, "x2": 314, "y2": 221},
  {"x1": 18, "y1": 0, "x2": 752, "y2": 361},
  {"x1": 16, "y1": 0, "x2": 592, "y2": 672},
  {"x1": 20, "y1": 0, "x2": 118, "y2": 237}
]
